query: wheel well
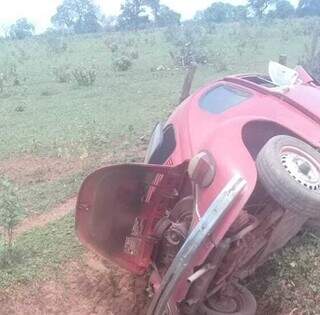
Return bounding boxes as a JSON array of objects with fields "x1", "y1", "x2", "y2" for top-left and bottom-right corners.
[{"x1": 242, "y1": 121, "x2": 299, "y2": 160}]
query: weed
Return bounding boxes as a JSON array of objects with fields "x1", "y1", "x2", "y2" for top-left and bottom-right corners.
[
  {"x1": 112, "y1": 56, "x2": 132, "y2": 71},
  {"x1": 166, "y1": 23, "x2": 209, "y2": 67},
  {"x1": 0, "y1": 215, "x2": 83, "y2": 288},
  {"x1": 0, "y1": 178, "x2": 24, "y2": 267},
  {"x1": 15, "y1": 105, "x2": 25, "y2": 112},
  {"x1": 72, "y1": 67, "x2": 96, "y2": 86}
]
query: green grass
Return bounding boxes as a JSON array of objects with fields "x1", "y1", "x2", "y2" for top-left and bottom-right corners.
[
  {"x1": 0, "y1": 18, "x2": 315, "y2": 161},
  {"x1": 248, "y1": 230, "x2": 320, "y2": 314},
  {"x1": 0, "y1": 214, "x2": 82, "y2": 288},
  {"x1": 18, "y1": 173, "x2": 81, "y2": 215}
]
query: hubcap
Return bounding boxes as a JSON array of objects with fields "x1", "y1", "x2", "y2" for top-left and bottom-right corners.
[{"x1": 281, "y1": 146, "x2": 320, "y2": 192}]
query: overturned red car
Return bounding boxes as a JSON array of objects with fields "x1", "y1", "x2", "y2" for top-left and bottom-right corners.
[{"x1": 76, "y1": 62, "x2": 320, "y2": 315}]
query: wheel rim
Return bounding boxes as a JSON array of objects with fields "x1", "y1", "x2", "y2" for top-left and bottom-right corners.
[
  {"x1": 206, "y1": 295, "x2": 239, "y2": 313},
  {"x1": 280, "y1": 146, "x2": 320, "y2": 192},
  {"x1": 205, "y1": 285, "x2": 247, "y2": 313}
]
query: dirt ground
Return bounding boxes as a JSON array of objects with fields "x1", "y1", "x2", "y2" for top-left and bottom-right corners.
[
  {"x1": 0, "y1": 252, "x2": 149, "y2": 315},
  {"x1": 0, "y1": 155, "x2": 85, "y2": 185},
  {"x1": 14, "y1": 197, "x2": 76, "y2": 237}
]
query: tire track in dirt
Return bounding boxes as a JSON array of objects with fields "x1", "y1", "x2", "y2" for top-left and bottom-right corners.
[{"x1": 14, "y1": 197, "x2": 76, "y2": 238}]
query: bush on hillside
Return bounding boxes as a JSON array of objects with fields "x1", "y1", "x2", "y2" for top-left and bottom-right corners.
[
  {"x1": 112, "y1": 56, "x2": 132, "y2": 72},
  {"x1": 72, "y1": 67, "x2": 96, "y2": 86}
]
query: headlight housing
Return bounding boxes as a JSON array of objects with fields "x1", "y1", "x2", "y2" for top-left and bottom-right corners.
[{"x1": 188, "y1": 151, "x2": 216, "y2": 188}]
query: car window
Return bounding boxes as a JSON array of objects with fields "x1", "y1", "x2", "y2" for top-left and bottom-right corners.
[
  {"x1": 200, "y1": 85, "x2": 251, "y2": 114},
  {"x1": 148, "y1": 125, "x2": 176, "y2": 165}
]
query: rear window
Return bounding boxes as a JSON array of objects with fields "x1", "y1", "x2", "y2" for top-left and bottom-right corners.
[{"x1": 200, "y1": 85, "x2": 251, "y2": 114}]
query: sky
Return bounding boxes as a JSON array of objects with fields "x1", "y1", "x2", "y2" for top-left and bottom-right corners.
[{"x1": 0, "y1": 0, "x2": 300, "y2": 34}]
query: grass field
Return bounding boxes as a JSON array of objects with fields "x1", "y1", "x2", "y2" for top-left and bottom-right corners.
[{"x1": 0, "y1": 17, "x2": 319, "y2": 314}]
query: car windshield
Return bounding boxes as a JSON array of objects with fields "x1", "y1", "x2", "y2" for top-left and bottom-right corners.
[{"x1": 200, "y1": 85, "x2": 251, "y2": 114}]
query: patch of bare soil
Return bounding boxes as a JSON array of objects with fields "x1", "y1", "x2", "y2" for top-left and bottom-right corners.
[
  {"x1": 0, "y1": 253, "x2": 149, "y2": 315},
  {"x1": 0, "y1": 155, "x2": 85, "y2": 185},
  {"x1": 15, "y1": 197, "x2": 76, "y2": 237}
]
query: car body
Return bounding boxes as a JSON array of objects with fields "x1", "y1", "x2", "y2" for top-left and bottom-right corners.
[{"x1": 76, "y1": 63, "x2": 320, "y2": 315}]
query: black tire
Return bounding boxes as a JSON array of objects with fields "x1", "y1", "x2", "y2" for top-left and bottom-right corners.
[
  {"x1": 256, "y1": 135, "x2": 320, "y2": 218},
  {"x1": 198, "y1": 283, "x2": 257, "y2": 315}
]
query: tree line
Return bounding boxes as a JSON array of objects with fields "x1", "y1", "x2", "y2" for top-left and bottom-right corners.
[{"x1": 5, "y1": 0, "x2": 320, "y2": 40}]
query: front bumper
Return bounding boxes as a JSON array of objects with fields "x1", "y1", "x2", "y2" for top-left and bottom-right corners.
[{"x1": 147, "y1": 174, "x2": 247, "y2": 315}]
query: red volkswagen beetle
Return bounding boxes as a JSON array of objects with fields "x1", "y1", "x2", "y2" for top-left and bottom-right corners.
[{"x1": 76, "y1": 62, "x2": 320, "y2": 315}]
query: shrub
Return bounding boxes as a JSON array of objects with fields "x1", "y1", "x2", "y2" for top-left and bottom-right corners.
[
  {"x1": 0, "y1": 178, "x2": 23, "y2": 266},
  {"x1": 1, "y1": 63, "x2": 21, "y2": 88},
  {"x1": 170, "y1": 44, "x2": 209, "y2": 67},
  {"x1": 15, "y1": 105, "x2": 25, "y2": 112},
  {"x1": 53, "y1": 65, "x2": 72, "y2": 83},
  {"x1": 72, "y1": 67, "x2": 96, "y2": 86},
  {"x1": 166, "y1": 23, "x2": 209, "y2": 67},
  {"x1": 112, "y1": 56, "x2": 132, "y2": 72}
]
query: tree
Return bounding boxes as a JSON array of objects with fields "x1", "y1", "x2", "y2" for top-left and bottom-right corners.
[
  {"x1": 1, "y1": 24, "x2": 11, "y2": 39},
  {"x1": 144, "y1": 0, "x2": 160, "y2": 23},
  {"x1": 297, "y1": 0, "x2": 320, "y2": 17},
  {"x1": 233, "y1": 5, "x2": 249, "y2": 21},
  {"x1": 51, "y1": 0, "x2": 102, "y2": 34},
  {"x1": 100, "y1": 15, "x2": 117, "y2": 32},
  {"x1": 9, "y1": 18, "x2": 35, "y2": 40},
  {"x1": 117, "y1": 0, "x2": 150, "y2": 30},
  {"x1": 157, "y1": 5, "x2": 181, "y2": 27},
  {"x1": 248, "y1": 0, "x2": 275, "y2": 18},
  {"x1": 273, "y1": 0, "x2": 295, "y2": 18},
  {"x1": 202, "y1": 2, "x2": 236, "y2": 23},
  {"x1": 197, "y1": 2, "x2": 247, "y2": 24}
]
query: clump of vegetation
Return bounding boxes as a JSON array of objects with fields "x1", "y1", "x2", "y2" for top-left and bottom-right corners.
[
  {"x1": 15, "y1": 105, "x2": 25, "y2": 112},
  {"x1": 53, "y1": 65, "x2": 72, "y2": 83},
  {"x1": 0, "y1": 178, "x2": 24, "y2": 267},
  {"x1": 72, "y1": 67, "x2": 96, "y2": 86},
  {"x1": 9, "y1": 18, "x2": 35, "y2": 40},
  {"x1": 166, "y1": 23, "x2": 209, "y2": 67},
  {"x1": 112, "y1": 56, "x2": 132, "y2": 72},
  {"x1": 300, "y1": 28, "x2": 320, "y2": 80},
  {"x1": 0, "y1": 63, "x2": 21, "y2": 89}
]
